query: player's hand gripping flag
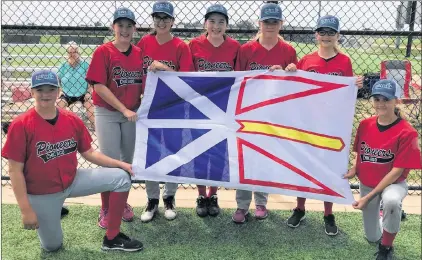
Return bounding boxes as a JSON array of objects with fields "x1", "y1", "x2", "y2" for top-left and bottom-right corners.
[{"x1": 133, "y1": 70, "x2": 357, "y2": 204}]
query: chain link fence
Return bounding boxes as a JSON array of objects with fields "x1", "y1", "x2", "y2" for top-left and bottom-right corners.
[{"x1": 1, "y1": 1, "x2": 421, "y2": 194}]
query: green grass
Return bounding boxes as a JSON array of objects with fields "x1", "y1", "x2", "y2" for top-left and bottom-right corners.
[{"x1": 1, "y1": 204, "x2": 421, "y2": 260}]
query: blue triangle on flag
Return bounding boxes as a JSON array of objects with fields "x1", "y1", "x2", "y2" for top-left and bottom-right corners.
[
  {"x1": 147, "y1": 78, "x2": 209, "y2": 119},
  {"x1": 167, "y1": 138, "x2": 230, "y2": 182},
  {"x1": 179, "y1": 76, "x2": 234, "y2": 112},
  {"x1": 145, "y1": 128, "x2": 211, "y2": 168}
]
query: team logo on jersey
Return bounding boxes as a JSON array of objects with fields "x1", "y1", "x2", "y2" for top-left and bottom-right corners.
[
  {"x1": 359, "y1": 141, "x2": 395, "y2": 164},
  {"x1": 197, "y1": 58, "x2": 233, "y2": 72},
  {"x1": 309, "y1": 70, "x2": 342, "y2": 76},
  {"x1": 36, "y1": 138, "x2": 78, "y2": 163},
  {"x1": 143, "y1": 56, "x2": 176, "y2": 75},
  {"x1": 249, "y1": 62, "x2": 272, "y2": 70},
  {"x1": 112, "y1": 66, "x2": 142, "y2": 88}
]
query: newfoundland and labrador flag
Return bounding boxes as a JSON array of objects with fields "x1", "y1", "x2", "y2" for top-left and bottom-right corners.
[{"x1": 133, "y1": 70, "x2": 357, "y2": 204}]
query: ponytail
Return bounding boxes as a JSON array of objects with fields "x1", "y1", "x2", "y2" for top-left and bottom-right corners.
[
  {"x1": 333, "y1": 43, "x2": 342, "y2": 54},
  {"x1": 394, "y1": 105, "x2": 407, "y2": 120}
]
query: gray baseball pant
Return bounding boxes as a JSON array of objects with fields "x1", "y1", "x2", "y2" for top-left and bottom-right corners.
[
  {"x1": 236, "y1": 190, "x2": 268, "y2": 210},
  {"x1": 359, "y1": 181, "x2": 408, "y2": 242},
  {"x1": 28, "y1": 168, "x2": 131, "y2": 252},
  {"x1": 94, "y1": 106, "x2": 136, "y2": 163}
]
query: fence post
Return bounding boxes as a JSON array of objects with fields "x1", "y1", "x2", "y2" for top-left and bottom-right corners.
[{"x1": 405, "y1": 1, "x2": 417, "y2": 57}]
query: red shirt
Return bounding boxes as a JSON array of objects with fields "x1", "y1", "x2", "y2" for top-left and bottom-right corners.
[
  {"x1": 137, "y1": 34, "x2": 194, "y2": 90},
  {"x1": 353, "y1": 116, "x2": 421, "y2": 188},
  {"x1": 297, "y1": 51, "x2": 353, "y2": 76},
  {"x1": 1, "y1": 108, "x2": 93, "y2": 195},
  {"x1": 85, "y1": 42, "x2": 143, "y2": 111},
  {"x1": 189, "y1": 34, "x2": 240, "y2": 72},
  {"x1": 235, "y1": 39, "x2": 297, "y2": 71}
]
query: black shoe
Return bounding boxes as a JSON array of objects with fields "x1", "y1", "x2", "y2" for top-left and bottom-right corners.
[
  {"x1": 287, "y1": 208, "x2": 306, "y2": 228},
  {"x1": 196, "y1": 196, "x2": 208, "y2": 217},
  {"x1": 102, "y1": 232, "x2": 143, "y2": 252},
  {"x1": 375, "y1": 244, "x2": 394, "y2": 260},
  {"x1": 60, "y1": 206, "x2": 69, "y2": 219},
  {"x1": 208, "y1": 195, "x2": 220, "y2": 217},
  {"x1": 323, "y1": 214, "x2": 338, "y2": 236}
]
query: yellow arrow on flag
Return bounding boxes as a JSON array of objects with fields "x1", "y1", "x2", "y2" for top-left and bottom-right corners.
[{"x1": 237, "y1": 120, "x2": 345, "y2": 151}]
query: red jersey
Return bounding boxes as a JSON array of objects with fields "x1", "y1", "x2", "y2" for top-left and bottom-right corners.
[
  {"x1": 353, "y1": 116, "x2": 421, "y2": 188},
  {"x1": 137, "y1": 34, "x2": 194, "y2": 90},
  {"x1": 297, "y1": 51, "x2": 353, "y2": 76},
  {"x1": 189, "y1": 34, "x2": 240, "y2": 72},
  {"x1": 85, "y1": 42, "x2": 143, "y2": 111},
  {"x1": 235, "y1": 39, "x2": 297, "y2": 71},
  {"x1": 1, "y1": 108, "x2": 93, "y2": 195}
]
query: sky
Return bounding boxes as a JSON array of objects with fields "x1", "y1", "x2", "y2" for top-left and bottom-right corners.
[{"x1": 1, "y1": 1, "x2": 421, "y2": 31}]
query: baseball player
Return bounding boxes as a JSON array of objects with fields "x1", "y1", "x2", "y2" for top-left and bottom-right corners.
[
  {"x1": 85, "y1": 7, "x2": 142, "y2": 228},
  {"x1": 2, "y1": 118, "x2": 69, "y2": 218},
  {"x1": 1, "y1": 70, "x2": 143, "y2": 252},
  {"x1": 189, "y1": 4, "x2": 241, "y2": 218},
  {"x1": 137, "y1": 1, "x2": 194, "y2": 223},
  {"x1": 283, "y1": 15, "x2": 364, "y2": 236},
  {"x1": 344, "y1": 79, "x2": 421, "y2": 260},
  {"x1": 232, "y1": 2, "x2": 298, "y2": 224}
]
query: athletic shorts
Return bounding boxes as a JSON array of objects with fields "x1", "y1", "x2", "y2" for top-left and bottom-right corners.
[{"x1": 60, "y1": 94, "x2": 85, "y2": 106}]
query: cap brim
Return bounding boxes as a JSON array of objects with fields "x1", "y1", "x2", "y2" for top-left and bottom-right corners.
[
  {"x1": 369, "y1": 92, "x2": 395, "y2": 100},
  {"x1": 205, "y1": 12, "x2": 228, "y2": 21},
  {"x1": 31, "y1": 83, "x2": 60, "y2": 89},
  {"x1": 315, "y1": 26, "x2": 339, "y2": 32},
  {"x1": 113, "y1": 17, "x2": 136, "y2": 24},
  {"x1": 152, "y1": 11, "x2": 174, "y2": 18},
  {"x1": 260, "y1": 17, "x2": 283, "y2": 21}
]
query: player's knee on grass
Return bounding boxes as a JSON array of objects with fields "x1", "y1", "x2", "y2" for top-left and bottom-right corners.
[
  {"x1": 365, "y1": 234, "x2": 382, "y2": 244},
  {"x1": 42, "y1": 241, "x2": 63, "y2": 252}
]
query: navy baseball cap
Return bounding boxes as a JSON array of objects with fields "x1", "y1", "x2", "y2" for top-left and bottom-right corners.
[
  {"x1": 205, "y1": 4, "x2": 228, "y2": 22},
  {"x1": 31, "y1": 70, "x2": 60, "y2": 89},
  {"x1": 152, "y1": 1, "x2": 174, "y2": 18},
  {"x1": 113, "y1": 7, "x2": 136, "y2": 24},
  {"x1": 370, "y1": 79, "x2": 401, "y2": 100},
  {"x1": 260, "y1": 3, "x2": 282, "y2": 21},
  {"x1": 316, "y1": 15, "x2": 340, "y2": 32}
]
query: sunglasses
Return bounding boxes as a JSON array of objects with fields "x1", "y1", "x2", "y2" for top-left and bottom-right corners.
[
  {"x1": 262, "y1": 19, "x2": 279, "y2": 25},
  {"x1": 317, "y1": 30, "x2": 337, "y2": 36},
  {"x1": 153, "y1": 15, "x2": 172, "y2": 23}
]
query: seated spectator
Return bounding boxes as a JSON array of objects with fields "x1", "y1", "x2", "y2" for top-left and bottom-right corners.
[{"x1": 57, "y1": 41, "x2": 95, "y2": 130}]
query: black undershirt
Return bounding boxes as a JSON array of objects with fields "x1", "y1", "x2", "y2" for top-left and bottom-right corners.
[
  {"x1": 321, "y1": 53, "x2": 338, "y2": 62},
  {"x1": 45, "y1": 109, "x2": 59, "y2": 125},
  {"x1": 377, "y1": 117, "x2": 401, "y2": 132},
  {"x1": 122, "y1": 44, "x2": 132, "y2": 57}
]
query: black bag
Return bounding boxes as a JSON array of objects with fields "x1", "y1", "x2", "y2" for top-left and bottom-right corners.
[{"x1": 358, "y1": 72, "x2": 380, "y2": 99}]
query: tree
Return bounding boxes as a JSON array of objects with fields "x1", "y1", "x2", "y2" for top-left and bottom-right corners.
[
  {"x1": 93, "y1": 21, "x2": 103, "y2": 27},
  {"x1": 236, "y1": 19, "x2": 256, "y2": 30}
]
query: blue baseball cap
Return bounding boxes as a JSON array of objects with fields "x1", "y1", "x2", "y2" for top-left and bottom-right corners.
[
  {"x1": 370, "y1": 79, "x2": 401, "y2": 100},
  {"x1": 205, "y1": 4, "x2": 228, "y2": 22},
  {"x1": 152, "y1": 1, "x2": 174, "y2": 18},
  {"x1": 316, "y1": 15, "x2": 340, "y2": 32},
  {"x1": 113, "y1": 7, "x2": 136, "y2": 24},
  {"x1": 260, "y1": 3, "x2": 282, "y2": 21},
  {"x1": 31, "y1": 70, "x2": 60, "y2": 89}
]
